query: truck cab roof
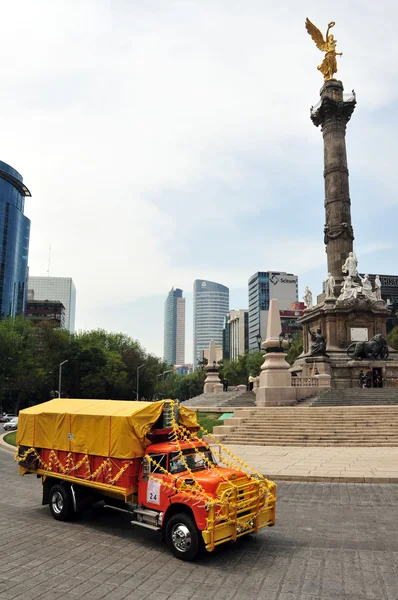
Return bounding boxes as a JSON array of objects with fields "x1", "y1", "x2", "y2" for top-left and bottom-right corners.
[{"x1": 146, "y1": 439, "x2": 205, "y2": 455}]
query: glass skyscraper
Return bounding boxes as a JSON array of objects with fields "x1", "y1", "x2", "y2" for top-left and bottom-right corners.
[
  {"x1": 193, "y1": 280, "x2": 229, "y2": 369},
  {"x1": 0, "y1": 160, "x2": 31, "y2": 320},
  {"x1": 163, "y1": 288, "x2": 185, "y2": 366},
  {"x1": 248, "y1": 271, "x2": 298, "y2": 352},
  {"x1": 28, "y1": 276, "x2": 76, "y2": 332}
]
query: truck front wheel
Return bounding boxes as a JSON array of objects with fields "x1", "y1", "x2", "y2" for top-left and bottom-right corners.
[
  {"x1": 165, "y1": 513, "x2": 202, "y2": 561},
  {"x1": 49, "y1": 484, "x2": 74, "y2": 521}
]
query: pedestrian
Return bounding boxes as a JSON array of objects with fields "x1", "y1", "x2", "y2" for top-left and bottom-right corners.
[
  {"x1": 359, "y1": 370, "x2": 365, "y2": 388},
  {"x1": 366, "y1": 369, "x2": 372, "y2": 388}
]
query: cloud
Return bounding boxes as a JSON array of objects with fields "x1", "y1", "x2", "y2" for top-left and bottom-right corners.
[{"x1": 0, "y1": 1, "x2": 397, "y2": 358}]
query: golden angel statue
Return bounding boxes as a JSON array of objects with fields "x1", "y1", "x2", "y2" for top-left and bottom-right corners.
[{"x1": 305, "y1": 18, "x2": 342, "y2": 81}]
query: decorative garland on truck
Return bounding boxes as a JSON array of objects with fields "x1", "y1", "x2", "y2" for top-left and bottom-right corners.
[{"x1": 16, "y1": 400, "x2": 275, "y2": 533}]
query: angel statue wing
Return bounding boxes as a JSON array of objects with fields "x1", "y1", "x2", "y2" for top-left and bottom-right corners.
[{"x1": 305, "y1": 18, "x2": 327, "y2": 51}]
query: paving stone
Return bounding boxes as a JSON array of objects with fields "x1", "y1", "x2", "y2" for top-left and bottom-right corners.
[{"x1": 2, "y1": 450, "x2": 398, "y2": 600}]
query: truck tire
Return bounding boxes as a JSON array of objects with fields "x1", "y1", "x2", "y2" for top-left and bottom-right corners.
[
  {"x1": 165, "y1": 513, "x2": 202, "y2": 561},
  {"x1": 49, "y1": 484, "x2": 74, "y2": 522}
]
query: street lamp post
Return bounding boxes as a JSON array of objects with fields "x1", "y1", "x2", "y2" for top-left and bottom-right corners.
[
  {"x1": 58, "y1": 360, "x2": 68, "y2": 398},
  {"x1": 256, "y1": 333, "x2": 262, "y2": 351},
  {"x1": 136, "y1": 364, "x2": 145, "y2": 400}
]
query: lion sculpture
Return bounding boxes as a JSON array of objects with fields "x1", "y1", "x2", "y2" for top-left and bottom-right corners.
[{"x1": 347, "y1": 334, "x2": 389, "y2": 360}]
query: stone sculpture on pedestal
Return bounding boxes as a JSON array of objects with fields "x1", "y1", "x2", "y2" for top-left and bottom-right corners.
[
  {"x1": 375, "y1": 275, "x2": 382, "y2": 301},
  {"x1": 338, "y1": 275, "x2": 359, "y2": 301},
  {"x1": 303, "y1": 286, "x2": 313, "y2": 309},
  {"x1": 342, "y1": 251, "x2": 358, "y2": 279},
  {"x1": 307, "y1": 325, "x2": 327, "y2": 356},
  {"x1": 324, "y1": 273, "x2": 335, "y2": 299},
  {"x1": 359, "y1": 274, "x2": 376, "y2": 301},
  {"x1": 347, "y1": 334, "x2": 389, "y2": 360}
]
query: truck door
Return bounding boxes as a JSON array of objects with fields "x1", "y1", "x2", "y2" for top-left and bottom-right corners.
[{"x1": 138, "y1": 453, "x2": 174, "y2": 509}]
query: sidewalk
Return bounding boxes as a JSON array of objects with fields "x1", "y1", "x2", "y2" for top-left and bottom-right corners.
[
  {"x1": 221, "y1": 444, "x2": 398, "y2": 483},
  {"x1": 0, "y1": 432, "x2": 15, "y2": 453},
  {"x1": 2, "y1": 432, "x2": 398, "y2": 482}
]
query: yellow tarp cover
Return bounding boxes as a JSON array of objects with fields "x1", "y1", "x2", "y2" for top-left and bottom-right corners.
[{"x1": 17, "y1": 399, "x2": 198, "y2": 460}]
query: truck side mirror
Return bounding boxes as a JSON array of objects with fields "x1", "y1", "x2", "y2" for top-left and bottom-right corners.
[{"x1": 142, "y1": 457, "x2": 150, "y2": 480}]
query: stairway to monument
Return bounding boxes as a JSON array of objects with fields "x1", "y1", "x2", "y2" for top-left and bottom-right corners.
[
  {"x1": 183, "y1": 390, "x2": 243, "y2": 408},
  {"x1": 218, "y1": 405, "x2": 398, "y2": 446},
  {"x1": 309, "y1": 388, "x2": 398, "y2": 407},
  {"x1": 223, "y1": 391, "x2": 256, "y2": 407}
]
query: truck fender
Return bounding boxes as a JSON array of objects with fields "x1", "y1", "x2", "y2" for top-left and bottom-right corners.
[
  {"x1": 161, "y1": 504, "x2": 196, "y2": 541},
  {"x1": 42, "y1": 477, "x2": 59, "y2": 506}
]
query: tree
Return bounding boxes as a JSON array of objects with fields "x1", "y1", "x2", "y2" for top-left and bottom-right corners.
[
  {"x1": 286, "y1": 332, "x2": 303, "y2": 365},
  {"x1": 388, "y1": 326, "x2": 398, "y2": 352}
]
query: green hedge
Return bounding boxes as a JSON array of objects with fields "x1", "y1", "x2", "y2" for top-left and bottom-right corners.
[{"x1": 3, "y1": 431, "x2": 16, "y2": 446}]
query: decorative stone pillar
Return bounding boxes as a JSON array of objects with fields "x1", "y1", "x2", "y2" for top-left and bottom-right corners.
[
  {"x1": 203, "y1": 339, "x2": 221, "y2": 393},
  {"x1": 256, "y1": 299, "x2": 296, "y2": 406},
  {"x1": 311, "y1": 80, "x2": 356, "y2": 294}
]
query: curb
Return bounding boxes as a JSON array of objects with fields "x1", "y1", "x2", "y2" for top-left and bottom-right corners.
[{"x1": 0, "y1": 432, "x2": 16, "y2": 454}]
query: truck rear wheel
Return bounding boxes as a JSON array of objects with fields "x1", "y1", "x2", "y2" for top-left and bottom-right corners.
[
  {"x1": 49, "y1": 484, "x2": 74, "y2": 521},
  {"x1": 165, "y1": 513, "x2": 202, "y2": 561}
]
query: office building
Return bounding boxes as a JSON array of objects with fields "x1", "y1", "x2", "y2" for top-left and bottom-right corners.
[
  {"x1": 193, "y1": 279, "x2": 229, "y2": 369},
  {"x1": 248, "y1": 271, "x2": 298, "y2": 352},
  {"x1": 360, "y1": 274, "x2": 398, "y2": 306},
  {"x1": 26, "y1": 300, "x2": 65, "y2": 328},
  {"x1": 226, "y1": 309, "x2": 249, "y2": 361},
  {"x1": 0, "y1": 160, "x2": 31, "y2": 319},
  {"x1": 163, "y1": 288, "x2": 185, "y2": 365},
  {"x1": 280, "y1": 302, "x2": 306, "y2": 336},
  {"x1": 28, "y1": 277, "x2": 76, "y2": 332},
  {"x1": 174, "y1": 364, "x2": 193, "y2": 375},
  {"x1": 222, "y1": 314, "x2": 231, "y2": 361}
]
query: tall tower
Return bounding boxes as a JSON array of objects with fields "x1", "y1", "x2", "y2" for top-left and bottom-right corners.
[
  {"x1": 193, "y1": 280, "x2": 229, "y2": 369},
  {"x1": 163, "y1": 288, "x2": 185, "y2": 366},
  {"x1": 0, "y1": 160, "x2": 31, "y2": 319},
  {"x1": 311, "y1": 80, "x2": 356, "y2": 292}
]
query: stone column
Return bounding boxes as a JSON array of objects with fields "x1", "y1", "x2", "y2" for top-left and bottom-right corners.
[
  {"x1": 311, "y1": 80, "x2": 356, "y2": 293},
  {"x1": 256, "y1": 299, "x2": 296, "y2": 406}
]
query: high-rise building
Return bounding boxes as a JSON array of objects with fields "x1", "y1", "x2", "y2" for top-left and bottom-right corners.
[
  {"x1": 193, "y1": 279, "x2": 229, "y2": 369},
  {"x1": 163, "y1": 288, "x2": 185, "y2": 365},
  {"x1": 248, "y1": 271, "x2": 298, "y2": 352},
  {"x1": 222, "y1": 314, "x2": 231, "y2": 361},
  {"x1": 28, "y1": 277, "x2": 76, "y2": 332},
  {"x1": 26, "y1": 300, "x2": 66, "y2": 329},
  {"x1": 0, "y1": 160, "x2": 31, "y2": 319}
]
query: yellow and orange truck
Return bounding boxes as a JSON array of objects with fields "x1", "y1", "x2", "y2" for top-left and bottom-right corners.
[{"x1": 16, "y1": 398, "x2": 276, "y2": 560}]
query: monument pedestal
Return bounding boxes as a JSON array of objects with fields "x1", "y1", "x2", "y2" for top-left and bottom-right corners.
[
  {"x1": 204, "y1": 369, "x2": 221, "y2": 393},
  {"x1": 294, "y1": 296, "x2": 398, "y2": 388},
  {"x1": 256, "y1": 352, "x2": 296, "y2": 406}
]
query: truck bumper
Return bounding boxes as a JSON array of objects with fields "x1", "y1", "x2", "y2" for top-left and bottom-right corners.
[{"x1": 201, "y1": 502, "x2": 276, "y2": 552}]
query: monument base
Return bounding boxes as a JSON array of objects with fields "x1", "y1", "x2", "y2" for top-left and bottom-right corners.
[
  {"x1": 203, "y1": 370, "x2": 221, "y2": 394},
  {"x1": 294, "y1": 296, "x2": 398, "y2": 388},
  {"x1": 256, "y1": 386, "x2": 296, "y2": 406},
  {"x1": 256, "y1": 351, "x2": 297, "y2": 406}
]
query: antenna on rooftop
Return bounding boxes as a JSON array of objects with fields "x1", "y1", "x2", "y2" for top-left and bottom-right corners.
[{"x1": 47, "y1": 244, "x2": 51, "y2": 276}]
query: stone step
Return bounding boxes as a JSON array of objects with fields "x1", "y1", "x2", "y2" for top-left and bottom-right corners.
[
  {"x1": 224, "y1": 435, "x2": 398, "y2": 440},
  {"x1": 235, "y1": 427, "x2": 398, "y2": 433},
  {"x1": 222, "y1": 440, "x2": 398, "y2": 447}
]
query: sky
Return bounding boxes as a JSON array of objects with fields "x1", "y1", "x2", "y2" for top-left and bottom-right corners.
[{"x1": 1, "y1": 1, "x2": 398, "y2": 362}]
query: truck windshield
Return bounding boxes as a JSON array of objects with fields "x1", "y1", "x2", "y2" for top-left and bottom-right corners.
[{"x1": 169, "y1": 447, "x2": 217, "y2": 474}]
